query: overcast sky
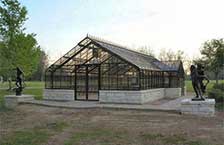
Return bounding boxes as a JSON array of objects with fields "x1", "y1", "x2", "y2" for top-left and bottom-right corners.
[{"x1": 20, "y1": 0, "x2": 224, "y2": 63}]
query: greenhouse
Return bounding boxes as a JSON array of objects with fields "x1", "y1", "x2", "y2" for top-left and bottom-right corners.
[{"x1": 44, "y1": 35, "x2": 185, "y2": 104}]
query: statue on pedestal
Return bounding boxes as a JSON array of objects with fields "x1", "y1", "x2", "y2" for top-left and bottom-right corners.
[
  {"x1": 15, "y1": 67, "x2": 24, "y2": 96},
  {"x1": 190, "y1": 64, "x2": 209, "y2": 101}
]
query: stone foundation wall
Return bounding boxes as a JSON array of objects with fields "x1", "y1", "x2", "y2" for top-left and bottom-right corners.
[
  {"x1": 141, "y1": 89, "x2": 165, "y2": 103},
  {"x1": 99, "y1": 88, "x2": 181, "y2": 104},
  {"x1": 165, "y1": 88, "x2": 182, "y2": 98},
  {"x1": 43, "y1": 89, "x2": 74, "y2": 101},
  {"x1": 4, "y1": 95, "x2": 34, "y2": 109},
  {"x1": 43, "y1": 87, "x2": 181, "y2": 103},
  {"x1": 99, "y1": 90, "x2": 142, "y2": 104}
]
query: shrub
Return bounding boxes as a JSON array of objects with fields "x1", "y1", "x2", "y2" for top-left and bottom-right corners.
[
  {"x1": 213, "y1": 83, "x2": 224, "y2": 91},
  {"x1": 208, "y1": 83, "x2": 224, "y2": 103}
]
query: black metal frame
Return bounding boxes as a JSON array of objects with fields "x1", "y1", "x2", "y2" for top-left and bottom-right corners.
[
  {"x1": 75, "y1": 64, "x2": 100, "y2": 101},
  {"x1": 45, "y1": 36, "x2": 185, "y2": 101}
]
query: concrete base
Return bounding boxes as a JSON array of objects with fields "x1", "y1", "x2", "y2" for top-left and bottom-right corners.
[
  {"x1": 43, "y1": 88, "x2": 181, "y2": 103},
  {"x1": 99, "y1": 88, "x2": 181, "y2": 104},
  {"x1": 99, "y1": 89, "x2": 164, "y2": 104},
  {"x1": 165, "y1": 88, "x2": 182, "y2": 98},
  {"x1": 180, "y1": 98, "x2": 215, "y2": 116},
  {"x1": 4, "y1": 95, "x2": 34, "y2": 109},
  {"x1": 43, "y1": 89, "x2": 74, "y2": 101}
]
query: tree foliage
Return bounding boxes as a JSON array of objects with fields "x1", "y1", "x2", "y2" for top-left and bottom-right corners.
[
  {"x1": 195, "y1": 39, "x2": 224, "y2": 84},
  {"x1": 158, "y1": 48, "x2": 191, "y2": 74},
  {"x1": 0, "y1": 0, "x2": 42, "y2": 79},
  {"x1": 159, "y1": 48, "x2": 185, "y2": 61},
  {"x1": 0, "y1": 0, "x2": 27, "y2": 39},
  {"x1": 135, "y1": 46, "x2": 155, "y2": 57},
  {"x1": 13, "y1": 33, "x2": 41, "y2": 77},
  {"x1": 31, "y1": 50, "x2": 49, "y2": 81}
]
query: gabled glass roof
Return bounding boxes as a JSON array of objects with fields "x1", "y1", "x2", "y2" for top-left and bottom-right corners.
[{"x1": 47, "y1": 35, "x2": 182, "y2": 72}]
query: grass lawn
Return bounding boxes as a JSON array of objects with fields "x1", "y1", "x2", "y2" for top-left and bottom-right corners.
[
  {"x1": 0, "y1": 106, "x2": 223, "y2": 145},
  {"x1": 64, "y1": 127, "x2": 207, "y2": 145},
  {"x1": 0, "y1": 120, "x2": 69, "y2": 145},
  {"x1": 0, "y1": 81, "x2": 44, "y2": 88}
]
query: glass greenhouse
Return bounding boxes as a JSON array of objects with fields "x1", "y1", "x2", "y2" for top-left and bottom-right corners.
[{"x1": 45, "y1": 35, "x2": 185, "y2": 101}]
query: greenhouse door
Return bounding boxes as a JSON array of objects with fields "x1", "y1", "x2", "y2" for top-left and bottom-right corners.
[{"x1": 75, "y1": 64, "x2": 100, "y2": 101}]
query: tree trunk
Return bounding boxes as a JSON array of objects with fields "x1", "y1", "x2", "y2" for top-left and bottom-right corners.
[
  {"x1": 8, "y1": 77, "x2": 12, "y2": 90},
  {"x1": 215, "y1": 72, "x2": 219, "y2": 84}
]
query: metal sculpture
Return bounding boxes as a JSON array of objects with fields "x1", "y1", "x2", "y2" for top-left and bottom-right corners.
[
  {"x1": 15, "y1": 67, "x2": 24, "y2": 96},
  {"x1": 197, "y1": 64, "x2": 209, "y2": 94},
  {"x1": 190, "y1": 64, "x2": 209, "y2": 101}
]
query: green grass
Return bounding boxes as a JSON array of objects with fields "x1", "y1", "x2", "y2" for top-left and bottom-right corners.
[
  {"x1": 0, "y1": 129, "x2": 50, "y2": 145},
  {"x1": 0, "y1": 121, "x2": 69, "y2": 145},
  {"x1": 185, "y1": 80, "x2": 224, "y2": 93},
  {"x1": 64, "y1": 128, "x2": 127, "y2": 145},
  {"x1": 23, "y1": 88, "x2": 43, "y2": 100},
  {"x1": 64, "y1": 130, "x2": 208, "y2": 145},
  {"x1": 47, "y1": 121, "x2": 69, "y2": 132},
  {"x1": 0, "y1": 81, "x2": 44, "y2": 89},
  {"x1": 141, "y1": 133, "x2": 207, "y2": 145},
  {"x1": 25, "y1": 81, "x2": 45, "y2": 88}
]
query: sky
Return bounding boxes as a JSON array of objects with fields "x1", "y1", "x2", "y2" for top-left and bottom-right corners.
[{"x1": 19, "y1": 0, "x2": 224, "y2": 63}]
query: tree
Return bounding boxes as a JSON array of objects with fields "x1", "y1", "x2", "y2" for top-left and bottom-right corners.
[
  {"x1": 0, "y1": 0, "x2": 27, "y2": 39},
  {"x1": 13, "y1": 33, "x2": 41, "y2": 77},
  {"x1": 0, "y1": 0, "x2": 28, "y2": 78},
  {"x1": 159, "y1": 48, "x2": 185, "y2": 61},
  {"x1": 0, "y1": 0, "x2": 41, "y2": 89},
  {"x1": 195, "y1": 39, "x2": 224, "y2": 84},
  {"x1": 135, "y1": 46, "x2": 155, "y2": 57},
  {"x1": 31, "y1": 50, "x2": 49, "y2": 81},
  {"x1": 158, "y1": 48, "x2": 191, "y2": 74}
]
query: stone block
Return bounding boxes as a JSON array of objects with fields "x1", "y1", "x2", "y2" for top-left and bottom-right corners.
[
  {"x1": 181, "y1": 98, "x2": 215, "y2": 116},
  {"x1": 165, "y1": 88, "x2": 181, "y2": 98},
  {"x1": 4, "y1": 95, "x2": 34, "y2": 109},
  {"x1": 99, "y1": 88, "x2": 165, "y2": 104},
  {"x1": 43, "y1": 89, "x2": 74, "y2": 101}
]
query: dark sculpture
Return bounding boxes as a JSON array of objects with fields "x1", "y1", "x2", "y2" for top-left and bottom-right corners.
[
  {"x1": 190, "y1": 64, "x2": 209, "y2": 101},
  {"x1": 15, "y1": 67, "x2": 24, "y2": 96},
  {"x1": 197, "y1": 64, "x2": 209, "y2": 94}
]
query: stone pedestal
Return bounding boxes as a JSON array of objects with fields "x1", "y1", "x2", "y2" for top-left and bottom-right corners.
[
  {"x1": 4, "y1": 95, "x2": 34, "y2": 109},
  {"x1": 181, "y1": 98, "x2": 215, "y2": 116}
]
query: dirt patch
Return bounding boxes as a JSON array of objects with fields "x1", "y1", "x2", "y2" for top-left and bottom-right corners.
[{"x1": 0, "y1": 104, "x2": 223, "y2": 145}]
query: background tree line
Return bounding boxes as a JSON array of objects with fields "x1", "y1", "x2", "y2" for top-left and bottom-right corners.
[
  {"x1": 136, "y1": 39, "x2": 224, "y2": 84},
  {"x1": 0, "y1": 0, "x2": 48, "y2": 87}
]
